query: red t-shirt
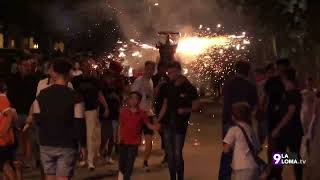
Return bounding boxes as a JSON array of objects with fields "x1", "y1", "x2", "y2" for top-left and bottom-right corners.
[
  {"x1": 0, "y1": 94, "x2": 14, "y2": 146},
  {"x1": 119, "y1": 107, "x2": 149, "y2": 145}
]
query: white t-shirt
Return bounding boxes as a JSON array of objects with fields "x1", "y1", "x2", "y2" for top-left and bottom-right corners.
[
  {"x1": 223, "y1": 122, "x2": 260, "y2": 170},
  {"x1": 36, "y1": 78, "x2": 73, "y2": 96},
  {"x1": 131, "y1": 76, "x2": 154, "y2": 116},
  {"x1": 70, "y1": 70, "x2": 83, "y2": 77}
]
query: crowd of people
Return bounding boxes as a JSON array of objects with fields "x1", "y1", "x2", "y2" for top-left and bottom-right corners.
[
  {"x1": 1, "y1": 54, "x2": 320, "y2": 180},
  {"x1": 0, "y1": 55, "x2": 200, "y2": 180},
  {"x1": 219, "y1": 59, "x2": 320, "y2": 180}
]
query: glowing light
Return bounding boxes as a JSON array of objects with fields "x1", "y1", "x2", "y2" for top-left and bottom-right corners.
[
  {"x1": 243, "y1": 39, "x2": 250, "y2": 44},
  {"x1": 199, "y1": 24, "x2": 203, "y2": 29},
  {"x1": 92, "y1": 64, "x2": 98, "y2": 69},
  {"x1": 132, "y1": 51, "x2": 141, "y2": 57},
  {"x1": 154, "y1": 3, "x2": 159, "y2": 6},
  {"x1": 236, "y1": 44, "x2": 241, "y2": 50},
  {"x1": 33, "y1": 44, "x2": 39, "y2": 49},
  {"x1": 128, "y1": 67, "x2": 133, "y2": 77},
  {"x1": 119, "y1": 52, "x2": 126, "y2": 58},
  {"x1": 177, "y1": 36, "x2": 230, "y2": 56},
  {"x1": 140, "y1": 44, "x2": 155, "y2": 49},
  {"x1": 183, "y1": 68, "x2": 188, "y2": 74},
  {"x1": 217, "y1": 24, "x2": 221, "y2": 28}
]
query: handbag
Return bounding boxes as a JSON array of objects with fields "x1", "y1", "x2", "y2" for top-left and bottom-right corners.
[{"x1": 236, "y1": 123, "x2": 268, "y2": 176}]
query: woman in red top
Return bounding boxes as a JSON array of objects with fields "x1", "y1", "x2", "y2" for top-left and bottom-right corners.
[
  {"x1": 118, "y1": 91, "x2": 159, "y2": 180},
  {"x1": 0, "y1": 81, "x2": 16, "y2": 180}
]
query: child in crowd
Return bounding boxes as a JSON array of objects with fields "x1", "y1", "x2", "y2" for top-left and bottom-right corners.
[
  {"x1": 118, "y1": 91, "x2": 160, "y2": 180},
  {"x1": 223, "y1": 102, "x2": 260, "y2": 180},
  {"x1": 0, "y1": 81, "x2": 17, "y2": 180}
]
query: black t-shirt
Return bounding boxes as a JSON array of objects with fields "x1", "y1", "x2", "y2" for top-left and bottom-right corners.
[
  {"x1": 276, "y1": 89, "x2": 303, "y2": 139},
  {"x1": 160, "y1": 79, "x2": 198, "y2": 133},
  {"x1": 264, "y1": 76, "x2": 286, "y2": 131},
  {"x1": 72, "y1": 75, "x2": 101, "y2": 111},
  {"x1": 152, "y1": 74, "x2": 169, "y2": 115},
  {"x1": 222, "y1": 75, "x2": 258, "y2": 124},
  {"x1": 35, "y1": 85, "x2": 82, "y2": 148},
  {"x1": 6, "y1": 73, "x2": 39, "y2": 115},
  {"x1": 100, "y1": 87, "x2": 121, "y2": 121}
]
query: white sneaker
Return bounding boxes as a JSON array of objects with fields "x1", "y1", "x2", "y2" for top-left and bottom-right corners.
[
  {"x1": 79, "y1": 161, "x2": 86, "y2": 167},
  {"x1": 143, "y1": 162, "x2": 150, "y2": 172},
  {"x1": 118, "y1": 171, "x2": 124, "y2": 180},
  {"x1": 88, "y1": 164, "x2": 95, "y2": 171},
  {"x1": 106, "y1": 157, "x2": 114, "y2": 164}
]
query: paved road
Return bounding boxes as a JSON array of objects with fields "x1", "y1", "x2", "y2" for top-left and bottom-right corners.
[{"x1": 23, "y1": 99, "x2": 295, "y2": 180}]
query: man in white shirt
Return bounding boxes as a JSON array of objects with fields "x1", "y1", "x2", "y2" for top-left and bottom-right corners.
[{"x1": 131, "y1": 61, "x2": 156, "y2": 172}]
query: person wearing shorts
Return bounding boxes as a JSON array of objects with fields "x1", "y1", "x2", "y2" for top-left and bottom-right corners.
[
  {"x1": 40, "y1": 146, "x2": 77, "y2": 178},
  {"x1": 30, "y1": 60, "x2": 85, "y2": 179}
]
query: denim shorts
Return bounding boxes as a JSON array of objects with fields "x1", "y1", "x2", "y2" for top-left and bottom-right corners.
[{"x1": 40, "y1": 146, "x2": 77, "y2": 177}]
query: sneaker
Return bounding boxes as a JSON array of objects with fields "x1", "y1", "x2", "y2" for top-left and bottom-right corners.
[
  {"x1": 160, "y1": 159, "x2": 168, "y2": 167},
  {"x1": 79, "y1": 160, "x2": 86, "y2": 167},
  {"x1": 88, "y1": 164, "x2": 95, "y2": 171},
  {"x1": 106, "y1": 157, "x2": 114, "y2": 165},
  {"x1": 118, "y1": 171, "x2": 124, "y2": 180},
  {"x1": 143, "y1": 161, "x2": 150, "y2": 172}
]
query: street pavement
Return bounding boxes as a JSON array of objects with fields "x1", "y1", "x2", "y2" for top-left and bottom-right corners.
[{"x1": 23, "y1": 99, "x2": 295, "y2": 180}]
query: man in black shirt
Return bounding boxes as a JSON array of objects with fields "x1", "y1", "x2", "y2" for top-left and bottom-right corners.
[
  {"x1": 157, "y1": 61, "x2": 199, "y2": 180},
  {"x1": 31, "y1": 60, "x2": 85, "y2": 179},
  {"x1": 100, "y1": 72, "x2": 121, "y2": 164},
  {"x1": 152, "y1": 63, "x2": 169, "y2": 165},
  {"x1": 72, "y1": 58, "x2": 109, "y2": 170},
  {"x1": 219, "y1": 60, "x2": 258, "y2": 180},
  {"x1": 6, "y1": 56, "x2": 39, "y2": 165},
  {"x1": 264, "y1": 59, "x2": 289, "y2": 165},
  {"x1": 266, "y1": 61, "x2": 303, "y2": 180},
  {"x1": 264, "y1": 59, "x2": 289, "y2": 135}
]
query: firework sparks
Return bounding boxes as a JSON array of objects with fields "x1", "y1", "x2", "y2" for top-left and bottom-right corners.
[
  {"x1": 174, "y1": 24, "x2": 250, "y2": 95},
  {"x1": 176, "y1": 36, "x2": 230, "y2": 57},
  {"x1": 94, "y1": 24, "x2": 250, "y2": 96}
]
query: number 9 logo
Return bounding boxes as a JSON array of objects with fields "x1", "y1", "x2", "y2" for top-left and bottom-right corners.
[{"x1": 273, "y1": 153, "x2": 281, "y2": 164}]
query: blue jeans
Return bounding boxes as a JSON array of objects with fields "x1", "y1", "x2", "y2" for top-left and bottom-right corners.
[
  {"x1": 118, "y1": 144, "x2": 138, "y2": 180},
  {"x1": 219, "y1": 122, "x2": 233, "y2": 180},
  {"x1": 163, "y1": 128, "x2": 186, "y2": 180}
]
